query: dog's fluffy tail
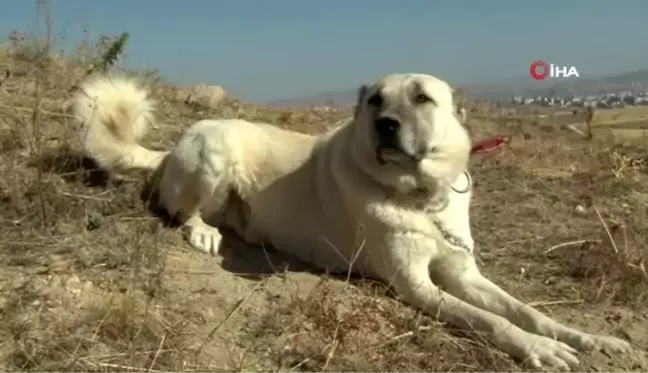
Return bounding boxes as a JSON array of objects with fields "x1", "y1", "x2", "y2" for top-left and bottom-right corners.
[{"x1": 71, "y1": 75, "x2": 169, "y2": 172}]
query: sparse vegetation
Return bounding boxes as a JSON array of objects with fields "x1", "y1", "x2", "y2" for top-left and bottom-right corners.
[
  {"x1": 586, "y1": 106, "x2": 595, "y2": 139},
  {"x1": 1, "y1": 8, "x2": 647, "y2": 372},
  {"x1": 71, "y1": 32, "x2": 130, "y2": 91}
]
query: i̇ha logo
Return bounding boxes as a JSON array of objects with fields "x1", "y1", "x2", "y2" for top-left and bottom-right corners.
[{"x1": 529, "y1": 60, "x2": 580, "y2": 81}]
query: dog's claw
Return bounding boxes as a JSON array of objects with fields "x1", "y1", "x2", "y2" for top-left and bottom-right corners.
[
  {"x1": 188, "y1": 224, "x2": 222, "y2": 255},
  {"x1": 579, "y1": 334, "x2": 631, "y2": 354},
  {"x1": 506, "y1": 330, "x2": 581, "y2": 371}
]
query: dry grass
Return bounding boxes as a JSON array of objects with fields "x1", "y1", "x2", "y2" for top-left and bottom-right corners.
[
  {"x1": 590, "y1": 106, "x2": 648, "y2": 128},
  {"x1": 1, "y1": 27, "x2": 648, "y2": 372}
]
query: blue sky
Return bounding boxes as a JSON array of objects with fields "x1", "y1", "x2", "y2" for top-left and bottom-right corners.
[{"x1": 2, "y1": 0, "x2": 647, "y2": 102}]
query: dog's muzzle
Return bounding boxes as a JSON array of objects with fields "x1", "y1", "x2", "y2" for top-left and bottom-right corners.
[
  {"x1": 375, "y1": 116, "x2": 422, "y2": 165},
  {"x1": 375, "y1": 116, "x2": 400, "y2": 146},
  {"x1": 376, "y1": 117, "x2": 404, "y2": 164}
]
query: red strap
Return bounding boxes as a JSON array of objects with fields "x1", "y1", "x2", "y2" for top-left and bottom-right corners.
[{"x1": 471, "y1": 135, "x2": 506, "y2": 155}]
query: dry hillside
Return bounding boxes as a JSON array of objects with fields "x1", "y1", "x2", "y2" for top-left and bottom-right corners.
[{"x1": 0, "y1": 36, "x2": 647, "y2": 372}]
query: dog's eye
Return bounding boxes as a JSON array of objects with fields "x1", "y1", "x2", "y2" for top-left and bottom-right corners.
[
  {"x1": 415, "y1": 93, "x2": 434, "y2": 104},
  {"x1": 367, "y1": 93, "x2": 383, "y2": 107}
]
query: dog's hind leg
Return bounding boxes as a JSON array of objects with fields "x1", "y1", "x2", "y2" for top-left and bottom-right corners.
[
  {"x1": 430, "y1": 251, "x2": 631, "y2": 356},
  {"x1": 159, "y1": 122, "x2": 237, "y2": 255}
]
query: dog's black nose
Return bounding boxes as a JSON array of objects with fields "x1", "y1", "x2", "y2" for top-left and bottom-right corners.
[{"x1": 375, "y1": 117, "x2": 400, "y2": 143}]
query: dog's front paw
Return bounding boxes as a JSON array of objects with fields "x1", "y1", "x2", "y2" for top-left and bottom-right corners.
[
  {"x1": 502, "y1": 329, "x2": 580, "y2": 371},
  {"x1": 556, "y1": 327, "x2": 631, "y2": 355},
  {"x1": 577, "y1": 333, "x2": 631, "y2": 354},
  {"x1": 188, "y1": 224, "x2": 222, "y2": 255}
]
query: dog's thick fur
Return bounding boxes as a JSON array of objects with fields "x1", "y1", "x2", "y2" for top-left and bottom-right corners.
[{"x1": 71, "y1": 73, "x2": 630, "y2": 370}]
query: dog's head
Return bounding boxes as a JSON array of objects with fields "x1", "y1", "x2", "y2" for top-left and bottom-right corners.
[{"x1": 350, "y1": 73, "x2": 471, "y2": 195}]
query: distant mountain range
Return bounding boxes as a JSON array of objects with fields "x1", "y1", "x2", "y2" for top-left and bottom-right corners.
[{"x1": 268, "y1": 68, "x2": 648, "y2": 108}]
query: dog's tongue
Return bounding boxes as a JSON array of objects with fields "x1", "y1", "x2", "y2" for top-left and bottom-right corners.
[{"x1": 471, "y1": 135, "x2": 506, "y2": 155}]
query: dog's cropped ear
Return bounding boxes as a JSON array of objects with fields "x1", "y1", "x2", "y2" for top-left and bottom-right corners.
[
  {"x1": 353, "y1": 84, "x2": 371, "y2": 118},
  {"x1": 357, "y1": 84, "x2": 370, "y2": 106},
  {"x1": 457, "y1": 107, "x2": 467, "y2": 126},
  {"x1": 452, "y1": 88, "x2": 468, "y2": 125}
]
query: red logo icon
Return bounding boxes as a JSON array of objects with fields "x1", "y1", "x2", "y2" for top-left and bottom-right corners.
[{"x1": 529, "y1": 60, "x2": 550, "y2": 81}]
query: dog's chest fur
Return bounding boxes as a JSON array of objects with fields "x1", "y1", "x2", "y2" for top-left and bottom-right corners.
[
  {"x1": 378, "y1": 186, "x2": 473, "y2": 247},
  {"x1": 346, "y1": 186, "x2": 475, "y2": 278}
]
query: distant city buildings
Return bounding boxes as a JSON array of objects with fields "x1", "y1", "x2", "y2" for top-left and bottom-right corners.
[{"x1": 510, "y1": 90, "x2": 648, "y2": 109}]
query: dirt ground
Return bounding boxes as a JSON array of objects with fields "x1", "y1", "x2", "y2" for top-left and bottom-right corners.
[{"x1": 1, "y1": 50, "x2": 647, "y2": 372}]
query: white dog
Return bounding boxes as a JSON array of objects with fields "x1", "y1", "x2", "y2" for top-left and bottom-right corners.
[{"x1": 71, "y1": 73, "x2": 630, "y2": 370}]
